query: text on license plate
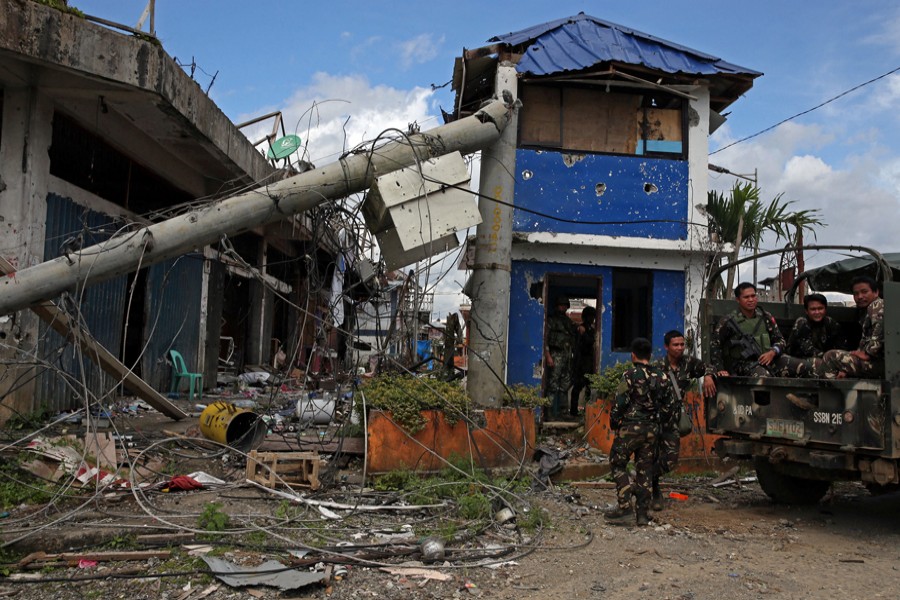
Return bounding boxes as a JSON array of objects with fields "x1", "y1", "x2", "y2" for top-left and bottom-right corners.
[{"x1": 766, "y1": 418, "x2": 804, "y2": 440}]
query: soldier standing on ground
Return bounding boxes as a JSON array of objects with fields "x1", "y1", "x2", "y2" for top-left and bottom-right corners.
[
  {"x1": 818, "y1": 276, "x2": 884, "y2": 379},
  {"x1": 544, "y1": 295, "x2": 577, "y2": 419},
  {"x1": 606, "y1": 337, "x2": 677, "y2": 527},
  {"x1": 651, "y1": 330, "x2": 716, "y2": 511},
  {"x1": 569, "y1": 305, "x2": 597, "y2": 418},
  {"x1": 711, "y1": 282, "x2": 811, "y2": 377},
  {"x1": 786, "y1": 293, "x2": 845, "y2": 358}
]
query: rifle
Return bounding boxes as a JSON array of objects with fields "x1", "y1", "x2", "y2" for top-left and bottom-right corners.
[{"x1": 724, "y1": 315, "x2": 764, "y2": 360}]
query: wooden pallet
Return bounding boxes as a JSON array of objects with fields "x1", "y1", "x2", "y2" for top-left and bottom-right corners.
[{"x1": 246, "y1": 450, "x2": 321, "y2": 490}]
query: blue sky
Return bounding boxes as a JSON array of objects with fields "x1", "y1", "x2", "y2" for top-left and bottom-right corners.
[{"x1": 71, "y1": 1, "x2": 900, "y2": 313}]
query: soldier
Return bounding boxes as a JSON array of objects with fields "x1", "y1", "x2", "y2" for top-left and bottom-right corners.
[
  {"x1": 818, "y1": 276, "x2": 884, "y2": 379},
  {"x1": 786, "y1": 293, "x2": 845, "y2": 358},
  {"x1": 606, "y1": 337, "x2": 677, "y2": 526},
  {"x1": 569, "y1": 305, "x2": 597, "y2": 418},
  {"x1": 544, "y1": 295, "x2": 577, "y2": 419},
  {"x1": 711, "y1": 282, "x2": 811, "y2": 377},
  {"x1": 651, "y1": 330, "x2": 716, "y2": 511}
]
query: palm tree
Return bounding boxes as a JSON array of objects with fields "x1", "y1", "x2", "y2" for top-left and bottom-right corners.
[
  {"x1": 706, "y1": 184, "x2": 825, "y2": 296},
  {"x1": 771, "y1": 203, "x2": 826, "y2": 298}
]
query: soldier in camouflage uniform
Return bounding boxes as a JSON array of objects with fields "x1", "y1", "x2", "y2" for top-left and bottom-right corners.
[
  {"x1": 786, "y1": 293, "x2": 845, "y2": 358},
  {"x1": 711, "y1": 282, "x2": 812, "y2": 378},
  {"x1": 544, "y1": 295, "x2": 577, "y2": 418},
  {"x1": 606, "y1": 337, "x2": 677, "y2": 526},
  {"x1": 569, "y1": 305, "x2": 597, "y2": 417},
  {"x1": 818, "y1": 276, "x2": 884, "y2": 379},
  {"x1": 651, "y1": 330, "x2": 716, "y2": 510}
]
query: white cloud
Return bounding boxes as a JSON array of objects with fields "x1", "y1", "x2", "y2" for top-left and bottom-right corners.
[
  {"x1": 396, "y1": 33, "x2": 445, "y2": 69},
  {"x1": 710, "y1": 122, "x2": 900, "y2": 280},
  {"x1": 867, "y1": 72, "x2": 900, "y2": 111},
  {"x1": 863, "y1": 8, "x2": 900, "y2": 56},
  {"x1": 239, "y1": 72, "x2": 437, "y2": 166}
]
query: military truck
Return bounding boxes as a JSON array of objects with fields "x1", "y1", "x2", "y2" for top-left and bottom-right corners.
[{"x1": 703, "y1": 246, "x2": 900, "y2": 504}]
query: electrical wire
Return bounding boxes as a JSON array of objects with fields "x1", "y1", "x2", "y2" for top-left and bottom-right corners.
[{"x1": 711, "y1": 65, "x2": 900, "y2": 155}]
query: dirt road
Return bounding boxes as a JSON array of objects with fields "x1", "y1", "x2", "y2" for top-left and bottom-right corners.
[
  {"x1": 3, "y1": 475, "x2": 899, "y2": 599},
  {"x1": 493, "y1": 480, "x2": 900, "y2": 600}
]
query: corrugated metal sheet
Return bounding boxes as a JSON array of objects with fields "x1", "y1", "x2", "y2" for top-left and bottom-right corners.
[
  {"x1": 37, "y1": 194, "x2": 127, "y2": 413},
  {"x1": 489, "y1": 13, "x2": 761, "y2": 78},
  {"x1": 141, "y1": 255, "x2": 204, "y2": 392}
]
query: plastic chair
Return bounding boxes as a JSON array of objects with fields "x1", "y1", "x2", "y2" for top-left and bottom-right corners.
[{"x1": 169, "y1": 349, "x2": 203, "y2": 402}]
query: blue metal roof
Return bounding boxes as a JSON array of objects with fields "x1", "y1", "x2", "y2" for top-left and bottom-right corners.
[{"x1": 489, "y1": 13, "x2": 761, "y2": 78}]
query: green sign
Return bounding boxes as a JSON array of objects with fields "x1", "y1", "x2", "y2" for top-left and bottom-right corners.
[{"x1": 267, "y1": 134, "x2": 302, "y2": 159}]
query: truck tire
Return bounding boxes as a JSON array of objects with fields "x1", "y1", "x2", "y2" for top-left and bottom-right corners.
[
  {"x1": 864, "y1": 482, "x2": 900, "y2": 496},
  {"x1": 753, "y1": 457, "x2": 830, "y2": 505}
]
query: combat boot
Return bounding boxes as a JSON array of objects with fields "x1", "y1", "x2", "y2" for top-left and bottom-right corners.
[
  {"x1": 651, "y1": 485, "x2": 664, "y2": 511},
  {"x1": 636, "y1": 509, "x2": 651, "y2": 527},
  {"x1": 604, "y1": 505, "x2": 633, "y2": 524}
]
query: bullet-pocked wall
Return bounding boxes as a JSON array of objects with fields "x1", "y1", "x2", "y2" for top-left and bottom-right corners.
[
  {"x1": 507, "y1": 260, "x2": 685, "y2": 387},
  {"x1": 513, "y1": 150, "x2": 689, "y2": 239}
]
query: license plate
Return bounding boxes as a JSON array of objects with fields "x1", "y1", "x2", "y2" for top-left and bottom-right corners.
[{"x1": 766, "y1": 418, "x2": 804, "y2": 440}]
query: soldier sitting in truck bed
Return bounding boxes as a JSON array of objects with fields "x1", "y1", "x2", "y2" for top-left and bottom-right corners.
[
  {"x1": 817, "y1": 276, "x2": 884, "y2": 379},
  {"x1": 711, "y1": 282, "x2": 812, "y2": 377},
  {"x1": 786, "y1": 293, "x2": 845, "y2": 359}
]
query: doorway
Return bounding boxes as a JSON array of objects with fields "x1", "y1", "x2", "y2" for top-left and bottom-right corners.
[{"x1": 540, "y1": 274, "x2": 602, "y2": 399}]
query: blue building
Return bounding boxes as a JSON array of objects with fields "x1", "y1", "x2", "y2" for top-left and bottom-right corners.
[{"x1": 452, "y1": 14, "x2": 760, "y2": 388}]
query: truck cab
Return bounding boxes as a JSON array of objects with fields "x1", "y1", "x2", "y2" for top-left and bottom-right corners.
[{"x1": 703, "y1": 249, "x2": 900, "y2": 503}]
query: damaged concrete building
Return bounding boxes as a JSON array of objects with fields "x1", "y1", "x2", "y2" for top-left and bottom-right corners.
[
  {"x1": 454, "y1": 14, "x2": 760, "y2": 395},
  {"x1": 0, "y1": 0, "x2": 338, "y2": 420}
]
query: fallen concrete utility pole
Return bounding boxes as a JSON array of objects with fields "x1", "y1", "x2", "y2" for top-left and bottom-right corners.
[
  {"x1": 0, "y1": 98, "x2": 513, "y2": 315},
  {"x1": 0, "y1": 257, "x2": 188, "y2": 420}
]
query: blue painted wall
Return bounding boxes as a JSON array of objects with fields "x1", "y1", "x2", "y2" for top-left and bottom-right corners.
[
  {"x1": 513, "y1": 150, "x2": 689, "y2": 240},
  {"x1": 507, "y1": 260, "x2": 686, "y2": 387}
]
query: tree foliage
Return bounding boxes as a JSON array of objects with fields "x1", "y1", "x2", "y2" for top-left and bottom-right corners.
[{"x1": 707, "y1": 183, "x2": 825, "y2": 250}]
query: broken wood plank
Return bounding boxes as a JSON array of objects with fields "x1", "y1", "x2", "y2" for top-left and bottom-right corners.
[
  {"x1": 136, "y1": 532, "x2": 196, "y2": 545},
  {"x1": 258, "y1": 435, "x2": 364, "y2": 455},
  {"x1": 33, "y1": 550, "x2": 173, "y2": 565},
  {"x1": 246, "y1": 450, "x2": 322, "y2": 490},
  {"x1": 542, "y1": 421, "x2": 581, "y2": 430},
  {"x1": 1, "y1": 255, "x2": 187, "y2": 420},
  {"x1": 570, "y1": 480, "x2": 616, "y2": 489}
]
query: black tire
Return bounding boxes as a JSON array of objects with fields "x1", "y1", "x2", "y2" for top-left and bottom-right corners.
[
  {"x1": 864, "y1": 482, "x2": 900, "y2": 496},
  {"x1": 753, "y1": 457, "x2": 830, "y2": 505}
]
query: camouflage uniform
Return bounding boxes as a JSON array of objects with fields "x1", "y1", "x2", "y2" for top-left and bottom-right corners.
[
  {"x1": 786, "y1": 315, "x2": 844, "y2": 358},
  {"x1": 569, "y1": 320, "x2": 596, "y2": 415},
  {"x1": 651, "y1": 355, "x2": 713, "y2": 499},
  {"x1": 819, "y1": 298, "x2": 884, "y2": 379},
  {"x1": 710, "y1": 308, "x2": 812, "y2": 377},
  {"x1": 608, "y1": 362, "x2": 677, "y2": 521},
  {"x1": 545, "y1": 309, "x2": 577, "y2": 417}
]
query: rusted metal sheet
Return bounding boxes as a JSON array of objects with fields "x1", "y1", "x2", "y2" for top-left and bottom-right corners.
[
  {"x1": 584, "y1": 391, "x2": 722, "y2": 466},
  {"x1": 366, "y1": 408, "x2": 535, "y2": 473}
]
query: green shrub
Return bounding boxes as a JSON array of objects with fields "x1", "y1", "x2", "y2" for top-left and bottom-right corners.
[
  {"x1": 586, "y1": 362, "x2": 631, "y2": 402},
  {"x1": 503, "y1": 384, "x2": 548, "y2": 409},
  {"x1": 356, "y1": 375, "x2": 471, "y2": 434},
  {"x1": 198, "y1": 502, "x2": 229, "y2": 532}
]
